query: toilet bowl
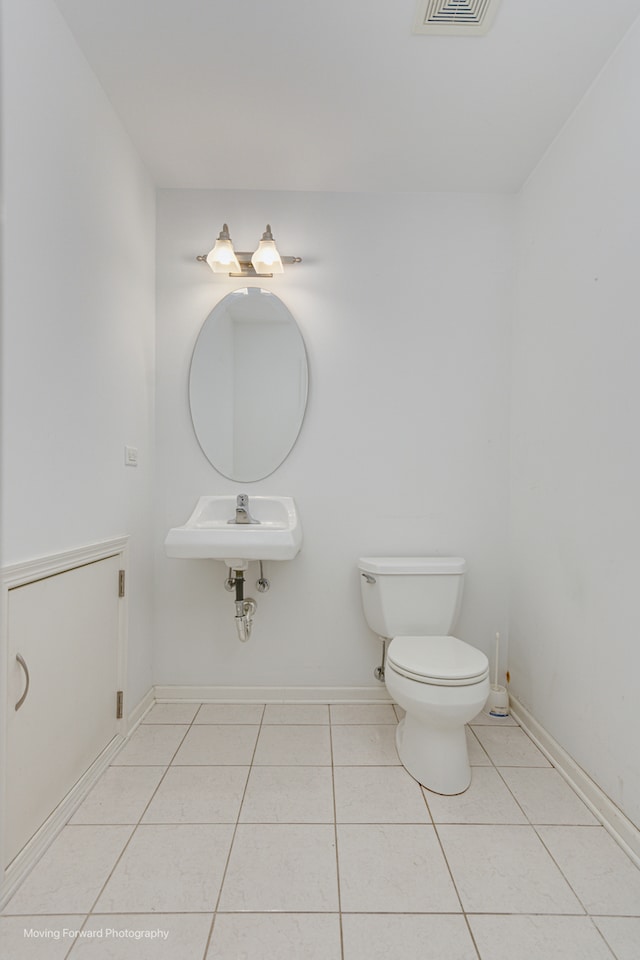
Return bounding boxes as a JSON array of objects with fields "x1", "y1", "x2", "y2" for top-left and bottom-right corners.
[
  {"x1": 385, "y1": 635, "x2": 489, "y2": 794},
  {"x1": 358, "y1": 557, "x2": 490, "y2": 795}
]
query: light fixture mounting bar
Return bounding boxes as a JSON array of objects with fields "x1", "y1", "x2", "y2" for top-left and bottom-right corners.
[{"x1": 196, "y1": 253, "x2": 302, "y2": 278}]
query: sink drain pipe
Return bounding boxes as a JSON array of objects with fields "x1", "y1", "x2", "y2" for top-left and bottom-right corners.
[
  {"x1": 225, "y1": 566, "x2": 265, "y2": 642},
  {"x1": 235, "y1": 596, "x2": 256, "y2": 642},
  {"x1": 234, "y1": 569, "x2": 255, "y2": 642}
]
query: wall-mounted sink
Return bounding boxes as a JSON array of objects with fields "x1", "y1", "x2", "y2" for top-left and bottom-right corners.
[{"x1": 164, "y1": 495, "x2": 302, "y2": 568}]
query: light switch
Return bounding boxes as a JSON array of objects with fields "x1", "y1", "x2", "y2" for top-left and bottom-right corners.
[{"x1": 124, "y1": 446, "x2": 138, "y2": 467}]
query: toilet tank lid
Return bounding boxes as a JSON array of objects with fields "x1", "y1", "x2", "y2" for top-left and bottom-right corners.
[{"x1": 358, "y1": 557, "x2": 465, "y2": 575}]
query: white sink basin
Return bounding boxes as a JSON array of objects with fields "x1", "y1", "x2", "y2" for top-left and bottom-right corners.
[{"x1": 164, "y1": 495, "x2": 302, "y2": 567}]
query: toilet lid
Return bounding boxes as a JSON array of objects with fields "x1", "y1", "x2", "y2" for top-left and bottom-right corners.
[{"x1": 387, "y1": 636, "x2": 489, "y2": 686}]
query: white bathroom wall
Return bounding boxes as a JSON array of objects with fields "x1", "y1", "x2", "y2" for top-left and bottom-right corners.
[
  {"x1": 155, "y1": 189, "x2": 513, "y2": 690},
  {"x1": 1, "y1": 0, "x2": 156, "y2": 707},
  {"x1": 510, "y1": 18, "x2": 640, "y2": 827}
]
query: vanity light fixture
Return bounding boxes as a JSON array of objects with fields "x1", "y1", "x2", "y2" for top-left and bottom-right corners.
[
  {"x1": 205, "y1": 223, "x2": 241, "y2": 274},
  {"x1": 251, "y1": 224, "x2": 284, "y2": 275},
  {"x1": 198, "y1": 223, "x2": 301, "y2": 277}
]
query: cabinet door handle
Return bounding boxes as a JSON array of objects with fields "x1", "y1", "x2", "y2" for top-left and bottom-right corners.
[{"x1": 15, "y1": 653, "x2": 30, "y2": 711}]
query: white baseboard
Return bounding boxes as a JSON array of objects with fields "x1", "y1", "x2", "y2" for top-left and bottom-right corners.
[
  {"x1": 127, "y1": 686, "x2": 156, "y2": 732},
  {"x1": 510, "y1": 695, "x2": 640, "y2": 868},
  {"x1": 153, "y1": 684, "x2": 392, "y2": 703}
]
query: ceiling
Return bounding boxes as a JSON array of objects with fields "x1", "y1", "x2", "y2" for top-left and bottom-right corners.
[{"x1": 53, "y1": 0, "x2": 640, "y2": 194}]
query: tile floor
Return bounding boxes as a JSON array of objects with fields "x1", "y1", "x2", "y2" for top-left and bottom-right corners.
[{"x1": 2, "y1": 702, "x2": 640, "y2": 959}]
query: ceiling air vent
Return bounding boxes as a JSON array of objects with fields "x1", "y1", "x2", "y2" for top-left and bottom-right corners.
[{"x1": 412, "y1": 0, "x2": 502, "y2": 36}]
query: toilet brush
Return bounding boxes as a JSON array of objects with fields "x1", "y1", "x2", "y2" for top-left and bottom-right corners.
[{"x1": 484, "y1": 632, "x2": 509, "y2": 717}]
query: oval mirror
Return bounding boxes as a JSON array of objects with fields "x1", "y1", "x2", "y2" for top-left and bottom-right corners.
[{"x1": 189, "y1": 287, "x2": 308, "y2": 481}]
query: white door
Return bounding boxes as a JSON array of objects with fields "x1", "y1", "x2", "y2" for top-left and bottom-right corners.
[{"x1": 5, "y1": 555, "x2": 121, "y2": 865}]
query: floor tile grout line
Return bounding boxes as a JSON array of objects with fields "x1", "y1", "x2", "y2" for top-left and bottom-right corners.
[
  {"x1": 414, "y1": 767, "x2": 483, "y2": 945},
  {"x1": 529, "y1": 822, "x2": 593, "y2": 916},
  {"x1": 587, "y1": 916, "x2": 623, "y2": 960},
  {"x1": 63, "y1": 918, "x2": 87, "y2": 960},
  {"x1": 483, "y1": 717, "x2": 606, "y2": 914},
  {"x1": 422, "y1": 732, "x2": 486, "y2": 953},
  {"x1": 133, "y1": 708, "x2": 202, "y2": 816},
  {"x1": 7, "y1": 907, "x2": 631, "y2": 918},
  {"x1": 329, "y1": 720, "x2": 346, "y2": 960},
  {"x1": 491, "y1": 763, "x2": 542, "y2": 825},
  {"x1": 466, "y1": 724, "x2": 493, "y2": 766},
  {"x1": 79, "y1": 710, "x2": 199, "y2": 927},
  {"x1": 426, "y1": 719, "x2": 541, "y2": 959},
  {"x1": 201, "y1": 702, "x2": 266, "y2": 960},
  {"x1": 462, "y1": 913, "x2": 483, "y2": 960},
  {"x1": 430, "y1": 817, "x2": 482, "y2": 960},
  {"x1": 72, "y1": 711, "x2": 197, "y2": 928},
  {"x1": 491, "y1": 762, "x2": 597, "y2": 824},
  {"x1": 474, "y1": 715, "x2": 598, "y2": 918},
  {"x1": 490, "y1": 764, "x2": 600, "y2": 827},
  {"x1": 6, "y1": 703, "x2": 640, "y2": 955},
  {"x1": 60, "y1": 709, "x2": 202, "y2": 958}
]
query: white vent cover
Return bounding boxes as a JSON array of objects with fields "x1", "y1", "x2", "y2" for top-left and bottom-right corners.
[{"x1": 412, "y1": 0, "x2": 502, "y2": 36}]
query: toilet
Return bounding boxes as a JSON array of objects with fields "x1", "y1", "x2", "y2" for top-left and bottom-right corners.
[{"x1": 358, "y1": 556, "x2": 489, "y2": 795}]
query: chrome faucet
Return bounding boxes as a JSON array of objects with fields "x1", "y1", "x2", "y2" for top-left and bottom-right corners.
[{"x1": 229, "y1": 493, "x2": 260, "y2": 524}]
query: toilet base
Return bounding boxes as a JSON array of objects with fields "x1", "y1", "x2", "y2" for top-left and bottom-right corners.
[
  {"x1": 396, "y1": 714, "x2": 471, "y2": 795},
  {"x1": 384, "y1": 655, "x2": 489, "y2": 795}
]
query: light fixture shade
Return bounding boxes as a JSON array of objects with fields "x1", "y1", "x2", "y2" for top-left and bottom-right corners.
[
  {"x1": 206, "y1": 224, "x2": 241, "y2": 274},
  {"x1": 251, "y1": 224, "x2": 284, "y2": 275}
]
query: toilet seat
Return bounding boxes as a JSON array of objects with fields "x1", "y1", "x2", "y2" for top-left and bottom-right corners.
[{"x1": 387, "y1": 635, "x2": 489, "y2": 687}]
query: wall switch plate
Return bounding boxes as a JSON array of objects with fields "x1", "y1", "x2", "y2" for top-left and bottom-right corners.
[{"x1": 124, "y1": 445, "x2": 138, "y2": 467}]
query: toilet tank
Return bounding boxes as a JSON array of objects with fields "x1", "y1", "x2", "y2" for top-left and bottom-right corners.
[{"x1": 358, "y1": 557, "x2": 465, "y2": 639}]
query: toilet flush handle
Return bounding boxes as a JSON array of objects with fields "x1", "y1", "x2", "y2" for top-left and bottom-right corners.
[{"x1": 361, "y1": 573, "x2": 376, "y2": 584}]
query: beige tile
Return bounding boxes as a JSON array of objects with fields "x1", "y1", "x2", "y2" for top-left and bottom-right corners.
[
  {"x1": 329, "y1": 704, "x2": 397, "y2": 724},
  {"x1": 142, "y1": 703, "x2": 200, "y2": 724},
  {"x1": 424, "y1": 767, "x2": 527, "y2": 824},
  {"x1": 219, "y1": 824, "x2": 339, "y2": 911},
  {"x1": 342, "y1": 914, "x2": 477, "y2": 960},
  {"x1": 112, "y1": 725, "x2": 187, "y2": 766},
  {"x1": 472, "y1": 725, "x2": 551, "y2": 766},
  {"x1": 142, "y1": 766, "x2": 249, "y2": 823},
  {"x1": 239, "y1": 766, "x2": 334, "y2": 823},
  {"x1": 0, "y1": 916, "x2": 84, "y2": 958},
  {"x1": 499, "y1": 767, "x2": 598, "y2": 825},
  {"x1": 337, "y1": 824, "x2": 460, "y2": 913},
  {"x1": 537, "y1": 826, "x2": 640, "y2": 915},
  {"x1": 70, "y1": 767, "x2": 165, "y2": 824},
  {"x1": 469, "y1": 711, "x2": 518, "y2": 726},
  {"x1": 172, "y1": 724, "x2": 259, "y2": 765},
  {"x1": 262, "y1": 704, "x2": 329, "y2": 724},
  {"x1": 437, "y1": 824, "x2": 583, "y2": 914},
  {"x1": 253, "y1": 725, "x2": 331, "y2": 765},
  {"x1": 194, "y1": 703, "x2": 265, "y2": 724},
  {"x1": 593, "y1": 917, "x2": 640, "y2": 960},
  {"x1": 466, "y1": 727, "x2": 492, "y2": 765},
  {"x1": 469, "y1": 916, "x2": 616, "y2": 960},
  {"x1": 94, "y1": 824, "x2": 233, "y2": 913},
  {"x1": 70, "y1": 914, "x2": 213, "y2": 959},
  {"x1": 207, "y1": 914, "x2": 341, "y2": 960},
  {"x1": 334, "y1": 766, "x2": 431, "y2": 823},
  {"x1": 331, "y1": 725, "x2": 400, "y2": 765},
  {"x1": 1, "y1": 826, "x2": 132, "y2": 916}
]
